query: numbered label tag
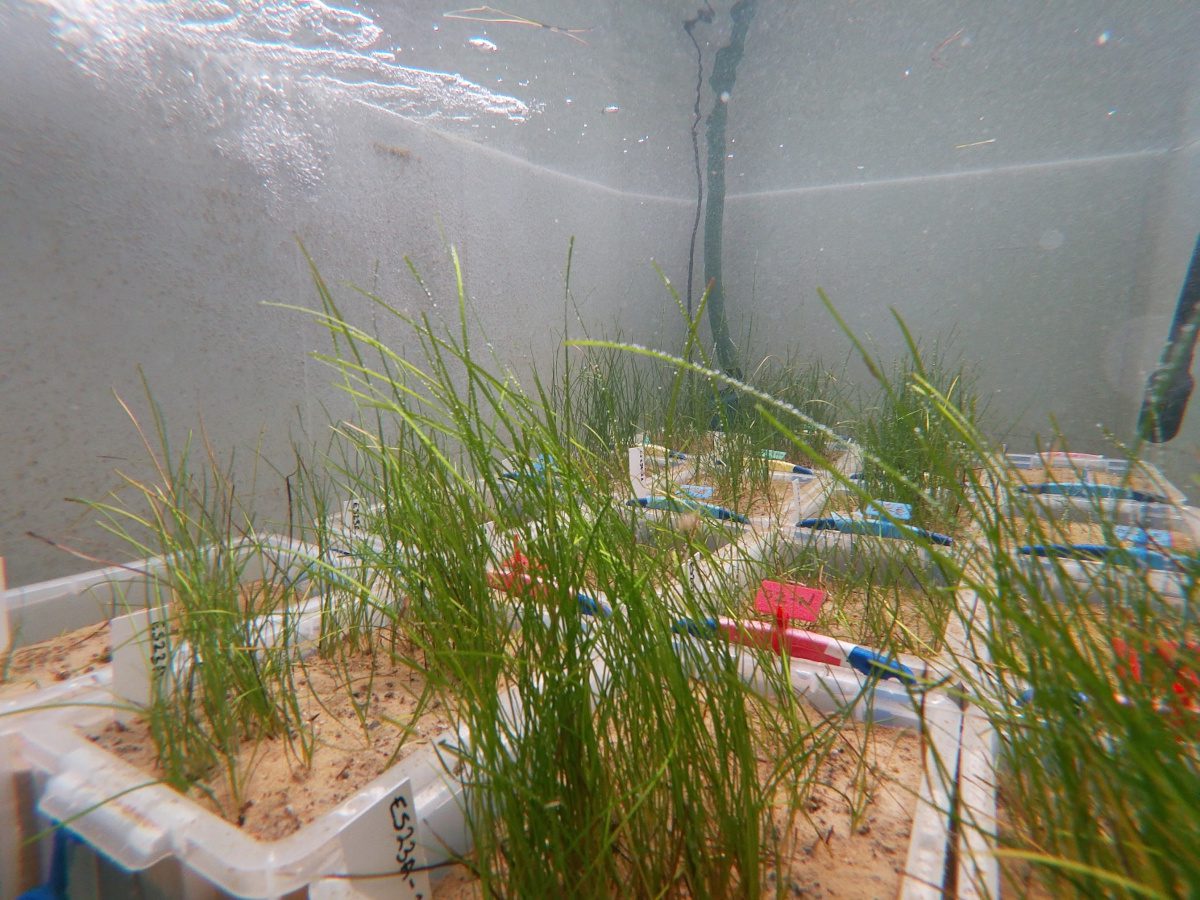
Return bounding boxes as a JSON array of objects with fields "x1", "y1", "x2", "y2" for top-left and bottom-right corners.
[
  {"x1": 311, "y1": 780, "x2": 431, "y2": 899},
  {"x1": 628, "y1": 446, "x2": 649, "y2": 498},
  {"x1": 342, "y1": 498, "x2": 366, "y2": 537},
  {"x1": 755, "y1": 579, "x2": 827, "y2": 623},
  {"x1": 111, "y1": 606, "x2": 172, "y2": 708}
]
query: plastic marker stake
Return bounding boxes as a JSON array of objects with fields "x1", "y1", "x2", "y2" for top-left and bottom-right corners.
[
  {"x1": 342, "y1": 498, "x2": 366, "y2": 537},
  {"x1": 628, "y1": 446, "x2": 650, "y2": 498},
  {"x1": 754, "y1": 580, "x2": 826, "y2": 622},
  {"x1": 760, "y1": 449, "x2": 787, "y2": 461},
  {"x1": 675, "y1": 616, "x2": 917, "y2": 684},
  {"x1": 111, "y1": 606, "x2": 172, "y2": 709},
  {"x1": 310, "y1": 779, "x2": 431, "y2": 900},
  {"x1": 681, "y1": 484, "x2": 715, "y2": 500},
  {"x1": 730, "y1": 617, "x2": 916, "y2": 683}
]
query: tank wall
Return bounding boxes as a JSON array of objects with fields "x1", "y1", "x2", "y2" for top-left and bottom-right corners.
[
  {"x1": 716, "y1": 0, "x2": 1200, "y2": 489},
  {"x1": 3, "y1": 0, "x2": 1199, "y2": 587},
  {"x1": 0, "y1": 3, "x2": 691, "y2": 587}
]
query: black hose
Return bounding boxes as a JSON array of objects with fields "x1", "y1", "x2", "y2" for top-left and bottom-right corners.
[
  {"x1": 703, "y1": 0, "x2": 758, "y2": 380},
  {"x1": 682, "y1": 4, "x2": 714, "y2": 319},
  {"x1": 1137, "y1": 232, "x2": 1200, "y2": 442}
]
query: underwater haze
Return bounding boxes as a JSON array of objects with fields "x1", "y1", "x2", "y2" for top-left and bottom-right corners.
[{"x1": 1, "y1": 0, "x2": 1198, "y2": 586}]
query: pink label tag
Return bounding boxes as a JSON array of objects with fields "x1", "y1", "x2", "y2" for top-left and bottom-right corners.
[{"x1": 754, "y1": 579, "x2": 826, "y2": 622}]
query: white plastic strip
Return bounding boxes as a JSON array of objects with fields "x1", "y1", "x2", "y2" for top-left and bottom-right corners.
[{"x1": 956, "y1": 709, "x2": 1000, "y2": 899}]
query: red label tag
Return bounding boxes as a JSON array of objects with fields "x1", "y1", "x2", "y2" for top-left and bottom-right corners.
[{"x1": 755, "y1": 579, "x2": 826, "y2": 622}]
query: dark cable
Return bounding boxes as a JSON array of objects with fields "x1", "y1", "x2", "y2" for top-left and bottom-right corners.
[
  {"x1": 703, "y1": 0, "x2": 758, "y2": 379},
  {"x1": 682, "y1": 3, "x2": 714, "y2": 319},
  {"x1": 1137, "y1": 232, "x2": 1200, "y2": 443}
]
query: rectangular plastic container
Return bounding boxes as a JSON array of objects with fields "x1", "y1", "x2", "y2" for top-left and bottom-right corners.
[
  {"x1": 4, "y1": 458, "x2": 967, "y2": 898},
  {"x1": 4, "y1": 695, "x2": 459, "y2": 899},
  {"x1": 999, "y1": 452, "x2": 1197, "y2": 609},
  {"x1": 0, "y1": 536, "x2": 324, "y2": 720}
]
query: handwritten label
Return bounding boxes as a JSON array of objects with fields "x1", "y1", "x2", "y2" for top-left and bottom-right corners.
[
  {"x1": 760, "y1": 449, "x2": 786, "y2": 461},
  {"x1": 681, "y1": 484, "x2": 714, "y2": 500},
  {"x1": 390, "y1": 794, "x2": 423, "y2": 894},
  {"x1": 628, "y1": 446, "x2": 648, "y2": 497},
  {"x1": 111, "y1": 606, "x2": 172, "y2": 708},
  {"x1": 343, "y1": 499, "x2": 365, "y2": 536},
  {"x1": 754, "y1": 580, "x2": 827, "y2": 623},
  {"x1": 311, "y1": 779, "x2": 430, "y2": 899}
]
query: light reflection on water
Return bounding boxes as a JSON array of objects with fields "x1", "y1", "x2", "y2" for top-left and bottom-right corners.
[{"x1": 34, "y1": 0, "x2": 537, "y2": 191}]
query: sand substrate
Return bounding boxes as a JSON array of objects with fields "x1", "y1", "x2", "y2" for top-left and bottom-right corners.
[
  {"x1": 0, "y1": 580, "x2": 310, "y2": 702},
  {"x1": 431, "y1": 716, "x2": 924, "y2": 899},
  {"x1": 89, "y1": 645, "x2": 450, "y2": 840},
  {"x1": 1007, "y1": 516, "x2": 1197, "y2": 555},
  {"x1": 0, "y1": 621, "x2": 110, "y2": 699}
]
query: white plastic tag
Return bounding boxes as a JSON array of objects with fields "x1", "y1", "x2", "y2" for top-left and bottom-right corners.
[
  {"x1": 310, "y1": 779, "x2": 431, "y2": 899},
  {"x1": 111, "y1": 606, "x2": 171, "y2": 708},
  {"x1": 342, "y1": 498, "x2": 366, "y2": 537},
  {"x1": 628, "y1": 446, "x2": 649, "y2": 497}
]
